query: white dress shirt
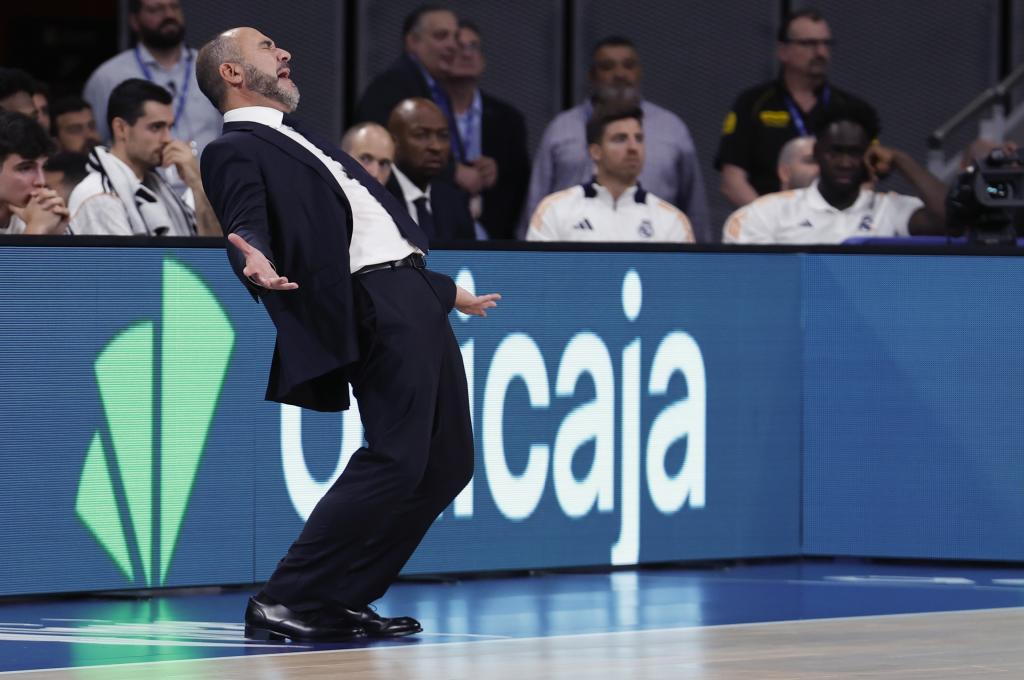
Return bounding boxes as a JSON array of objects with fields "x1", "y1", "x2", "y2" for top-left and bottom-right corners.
[
  {"x1": 391, "y1": 165, "x2": 432, "y2": 224},
  {"x1": 223, "y1": 106, "x2": 417, "y2": 272}
]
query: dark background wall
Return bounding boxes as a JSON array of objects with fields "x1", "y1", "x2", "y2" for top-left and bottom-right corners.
[{"x1": 3, "y1": 0, "x2": 1018, "y2": 238}]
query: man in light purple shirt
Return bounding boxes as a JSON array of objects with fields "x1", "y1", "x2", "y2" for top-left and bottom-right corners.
[
  {"x1": 82, "y1": 0, "x2": 222, "y2": 156},
  {"x1": 523, "y1": 36, "x2": 710, "y2": 241}
]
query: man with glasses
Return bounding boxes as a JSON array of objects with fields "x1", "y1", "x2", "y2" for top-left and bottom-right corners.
[{"x1": 715, "y1": 9, "x2": 878, "y2": 207}]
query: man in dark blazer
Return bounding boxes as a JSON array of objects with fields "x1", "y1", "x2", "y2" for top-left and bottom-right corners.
[
  {"x1": 385, "y1": 97, "x2": 475, "y2": 242},
  {"x1": 355, "y1": 6, "x2": 492, "y2": 206},
  {"x1": 443, "y1": 20, "x2": 530, "y2": 240},
  {"x1": 353, "y1": 6, "x2": 455, "y2": 129},
  {"x1": 195, "y1": 27, "x2": 499, "y2": 643}
]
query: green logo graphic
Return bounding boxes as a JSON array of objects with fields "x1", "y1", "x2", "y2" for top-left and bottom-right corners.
[{"x1": 75, "y1": 259, "x2": 235, "y2": 586}]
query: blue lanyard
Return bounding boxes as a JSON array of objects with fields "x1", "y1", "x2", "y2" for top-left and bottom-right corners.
[
  {"x1": 134, "y1": 46, "x2": 192, "y2": 133},
  {"x1": 784, "y1": 84, "x2": 830, "y2": 136},
  {"x1": 430, "y1": 81, "x2": 467, "y2": 162},
  {"x1": 456, "y1": 97, "x2": 480, "y2": 161}
]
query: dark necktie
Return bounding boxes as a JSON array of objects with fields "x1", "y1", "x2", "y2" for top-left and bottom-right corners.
[
  {"x1": 412, "y1": 196, "x2": 436, "y2": 238},
  {"x1": 282, "y1": 115, "x2": 430, "y2": 253}
]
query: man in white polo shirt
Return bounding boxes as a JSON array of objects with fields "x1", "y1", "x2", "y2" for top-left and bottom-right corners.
[
  {"x1": 528, "y1": 106, "x2": 694, "y2": 243},
  {"x1": 723, "y1": 107, "x2": 948, "y2": 244}
]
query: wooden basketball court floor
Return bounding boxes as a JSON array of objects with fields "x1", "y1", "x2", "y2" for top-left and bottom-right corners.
[{"x1": 2, "y1": 561, "x2": 1023, "y2": 679}]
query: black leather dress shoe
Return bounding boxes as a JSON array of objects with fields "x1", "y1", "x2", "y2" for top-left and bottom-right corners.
[
  {"x1": 331, "y1": 605, "x2": 422, "y2": 637},
  {"x1": 244, "y1": 596, "x2": 365, "y2": 642}
]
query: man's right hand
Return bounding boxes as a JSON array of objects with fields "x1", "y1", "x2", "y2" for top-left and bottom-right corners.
[
  {"x1": 227, "y1": 233, "x2": 299, "y2": 290},
  {"x1": 473, "y1": 156, "x2": 498, "y2": 190},
  {"x1": 11, "y1": 189, "x2": 69, "y2": 235},
  {"x1": 454, "y1": 163, "x2": 484, "y2": 195}
]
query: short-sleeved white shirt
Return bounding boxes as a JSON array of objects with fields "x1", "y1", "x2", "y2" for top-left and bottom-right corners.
[
  {"x1": 527, "y1": 181, "x2": 695, "y2": 243},
  {"x1": 722, "y1": 180, "x2": 924, "y2": 245}
]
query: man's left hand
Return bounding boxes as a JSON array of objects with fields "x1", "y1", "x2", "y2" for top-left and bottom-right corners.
[
  {"x1": 455, "y1": 286, "x2": 501, "y2": 317},
  {"x1": 473, "y1": 156, "x2": 498, "y2": 190}
]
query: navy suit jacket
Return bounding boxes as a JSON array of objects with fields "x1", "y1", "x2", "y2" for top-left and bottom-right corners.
[
  {"x1": 353, "y1": 54, "x2": 432, "y2": 126},
  {"x1": 479, "y1": 92, "x2": 530, "y2": 240},
  {"x1": 200, "y1": 116, "x2": 454, "y2": 412},
  {"x1": 385, "y1": 171, "x2": 476, "y2": 243}
]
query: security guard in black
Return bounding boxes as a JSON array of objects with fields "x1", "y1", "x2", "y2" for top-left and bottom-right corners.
[{"x1": 714, "y1": 79, "x2": 879, "y2": 196}]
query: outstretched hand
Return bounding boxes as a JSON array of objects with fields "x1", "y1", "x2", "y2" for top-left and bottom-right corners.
[
  {"x1": 455, "y1": 286, "x2": 500, "y2": 317},
  {"x1": 227, "y1": 233, "x2": 299, "y2": 290}
]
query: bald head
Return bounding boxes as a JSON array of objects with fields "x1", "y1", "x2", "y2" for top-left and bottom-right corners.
[
  {"x1": 341, "y1": 122, "x2": 395, "y2": 185},
  {"x1": 387, "y1": 97, "x2": 445, "y2": 135},
  {"x1": 777, "y1": 135, "x2": 818, "y2": 190},
  {"x1": 387, "y1": 98, "x2": 450, "y2": 188},
  {"x1": 196, "y1": 27, "x2": 298, "y2": 113}
]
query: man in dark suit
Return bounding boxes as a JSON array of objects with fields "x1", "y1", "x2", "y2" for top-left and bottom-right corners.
[
  {"x1": 386, "y1": 97, "x2": 475, "y2": 242},
  {"x1": 443, "y1": 20, "x2": 530, "y2": 240},
  {"x1": 195, "y1": 27, "x2": 499, "y2": 643},
  {"x1": 355, "y1": 6, "x2": 490, "y2": 204},
  {"x1": 353, "y1": 6, "x2": 454, "y2": 127}
]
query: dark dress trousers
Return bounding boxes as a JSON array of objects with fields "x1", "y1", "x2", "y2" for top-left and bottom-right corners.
[
  {"x1": 479, "y1": 92, "x2": 530, "y2": 240},
  {"x1": 385, "y1": 171, "x2": 476, "y2": 243},
  {"x1": 201, "y1": 114, "x2": 474, "y2": 611}
]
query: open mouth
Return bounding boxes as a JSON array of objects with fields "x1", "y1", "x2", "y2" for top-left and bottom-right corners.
[{"x1": 277, "y1": 68, "x2": 291, "y2": 81}]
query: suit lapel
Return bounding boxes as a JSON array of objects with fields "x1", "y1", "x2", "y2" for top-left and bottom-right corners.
[
  {"x1": 295, "y1": 121, "x2": 429, "y2": 251},
  {"x1": 238, "y1": 123, "x2": 353, "y2": 209},
  {"x1": 222, "y1": 118, "x2": 430, "y2": 252}
]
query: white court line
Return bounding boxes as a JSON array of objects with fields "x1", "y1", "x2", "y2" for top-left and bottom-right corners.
[
  {"x1": 637, "y1": 573, "x2": 1024, "y2": 592},
  {"x1": 2, "y1": 605, "x2": 1022, "y2": 676}
]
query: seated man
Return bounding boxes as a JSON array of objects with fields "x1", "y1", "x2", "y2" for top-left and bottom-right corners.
[
  {"x1": 777, "y1": 135, "x2": 818, "y2": 191},
  {"x1": 723, "y1": 107, "x2": 947, "y2": 244},
  {"x1": 0, "y1": 111, "x2": 69, "y2": 235},
  {"x1": 385, "y1": 97, "x2": 474, "y2": 242},
  {"x1": 50, "y1": 97, "x2": 101, "y2": 154},
  {"x1": 32, "y1": 80, "x2": 51, "y2": 133},
  {"x1": 525, "y1": 36, "x2": 708, "y2": 240},
  {"x1": 527, "y1": 106, "x2": 694, "y2": 243},
  {"x1": 44, "y1": 151, "x2": 89, "y2": 205},
  {"x1": 69, "y1": 79, "x2": 220, "y2": 236},
  {"x1": 340, "y1": 122, "x2": 395, "y2": 185},
  {"x1": 0, "y1": 68, "x2": 39, "y2": 121},
  {"x1": 716, "y1": 9, "x2": 879, "y2": 207}
]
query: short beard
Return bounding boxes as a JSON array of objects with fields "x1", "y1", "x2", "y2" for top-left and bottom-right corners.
[
  {"x1": 138, "y1": 21, "x2": 185, "y2": 50},
  {"x1": 242, "y1": 63, "x2": 300, "y2": 112}
]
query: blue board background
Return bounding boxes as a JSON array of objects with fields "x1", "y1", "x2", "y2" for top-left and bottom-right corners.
[{"x1": 0, "y1": 248, "x2": 802, "y2": 596}]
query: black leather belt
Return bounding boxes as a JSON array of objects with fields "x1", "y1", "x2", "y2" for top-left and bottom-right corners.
[{"x1": 353, "y1": 253, "x2": 426, "y2": 277}]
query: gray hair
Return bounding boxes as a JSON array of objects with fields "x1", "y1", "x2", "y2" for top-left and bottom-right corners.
[{"x1": 196, "y1": 32, "x2": 243, "y2": 111}]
